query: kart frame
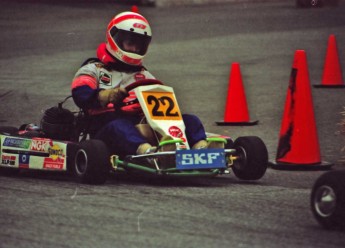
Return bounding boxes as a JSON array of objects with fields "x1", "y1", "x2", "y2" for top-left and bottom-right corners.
[{"x1": 0, "y1": 80, "x2": 269, "y2": 184}]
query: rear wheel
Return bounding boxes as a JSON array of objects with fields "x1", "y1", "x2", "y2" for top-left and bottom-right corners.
[
  {"x1": 311, "y1": 170, "x2": 345, "y2": 230},
  {"x1": 231, "y1": 136, "x2": 268, "y2": 180},
  {"x1": 0, "y1": 167, "x2": 19, "y2": 176},
  {"x1": 73, "y1": 140, "x2": 110, "y2": 185},
  {"x1": 224, "y1": 138, "x2": 234, "y2": 149}
]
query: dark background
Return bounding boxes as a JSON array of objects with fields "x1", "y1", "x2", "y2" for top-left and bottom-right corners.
[{"x1": 1, "y1": 1, "x2": 345, "y2": 247}]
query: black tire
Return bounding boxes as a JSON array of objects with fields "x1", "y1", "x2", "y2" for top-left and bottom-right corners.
[
  {"x1": 310, "y1": 170, "x2": 345, "y2": 230},
  {"x1": 0, "y1": 167, "x2": 19, "y2": 176},
  {"x1": 296, "y1": 0, "x2": 323, "y2": 7},
  {"x1": 329, "y1": 0, "x2": 339, "y2": 7},
  {"x1": 224, "y1": 138, "x2": 234, "y2": 149},
  {"x1": 73, "y1": 140, "x2": 110, "y2": 185},
  {"x1": 0, "y1": 126, "x2": 18, "y2": 135},
  {"x1": 66, "y1": 142, "x2": 80, "y2": 173},
  {"x1": 232, "y1": 136, "x2": 268, "y2": 180}
]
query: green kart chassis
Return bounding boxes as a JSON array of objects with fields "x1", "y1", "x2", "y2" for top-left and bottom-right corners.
[
  {"x1": 0, "y1": 81, "x2": 268, "y2": 184},
  {"x1": 0, "y1": 130, "x2": 268, "y2": 184},
  {"x1": 110, "y1": 137, "x2": 235, "y2": 177}
]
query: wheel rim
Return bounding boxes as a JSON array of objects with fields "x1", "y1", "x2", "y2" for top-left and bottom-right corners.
[
  {"x1": 314, "y1": 185, "x2": 337, "y2": 217},
  {"x1": 75, "y1": 149, "x2": 88, "y2": 175},
  {"x1": 311, "y1": 0, "x2": 318, "y2": 6},
  {"x1": 234, "y1": 146, "x2": 247, "y2": 170}
]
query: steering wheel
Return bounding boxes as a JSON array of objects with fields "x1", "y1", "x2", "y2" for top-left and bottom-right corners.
[
  {"x1": 124, "y1": 79, "x2": 164, "y2": 92},
  {"x1": 116, "y1": 79, "x2": 164, "y2": 109}
]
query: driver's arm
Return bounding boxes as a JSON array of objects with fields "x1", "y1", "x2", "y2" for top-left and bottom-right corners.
[
  {"x1": 98, "y1": 87, "x2": 128, "y2": 107},
  {"x1": 71, "y1": 74, "x2": 100, "y2": 109}
]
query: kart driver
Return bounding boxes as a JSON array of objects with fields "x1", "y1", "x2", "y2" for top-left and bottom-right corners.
[{"x1": 71, "y1": 11, "x2": 212, "y2": 157}]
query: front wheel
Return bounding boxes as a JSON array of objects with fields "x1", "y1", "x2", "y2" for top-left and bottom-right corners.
[
  {"x1": 311, "y1": 170, "x2": 345, "y2": 230},
  {"x1": 231, "y1": 136, "x2": 268, "y2": 180},
  {"x1": 296, "y1": 0, "x2": 323, "y2": 7},
  {"x1": 72, "y1": 140, "x2": 110, "y2": 185}
]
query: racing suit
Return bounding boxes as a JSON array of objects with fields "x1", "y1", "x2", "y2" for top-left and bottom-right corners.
[{"x1": 71, "y1": 43, "x2": 206, "y2": 156}]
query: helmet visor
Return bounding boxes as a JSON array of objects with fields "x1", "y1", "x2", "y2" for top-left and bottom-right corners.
[{"x1": 110, "y1": 28, "x2": 151, "y2": 56}]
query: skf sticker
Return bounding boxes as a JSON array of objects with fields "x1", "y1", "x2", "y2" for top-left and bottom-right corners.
[
  {"x1": 176, "y1": 149, "x2": 226, "y2": 170},
  {"x1": 99, "y1": 71, "x2": 112, "y2": 85}
]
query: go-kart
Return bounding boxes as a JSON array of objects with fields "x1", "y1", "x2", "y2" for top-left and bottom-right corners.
[
  {"x1": 0, "y1": 79, "x2": 268, "y2": 184},
  {"x1": 311, "y1": 170, "x2": 345, "y2": 230}
]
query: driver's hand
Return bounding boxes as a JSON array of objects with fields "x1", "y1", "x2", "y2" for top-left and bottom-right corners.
[{"x1": 98, "y1": 87, "x2": 128, "y2": 107}]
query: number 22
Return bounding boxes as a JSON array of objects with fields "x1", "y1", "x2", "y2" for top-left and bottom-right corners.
[{"x1": 147, "y1": 95, "x2": 179, "y2": 117}]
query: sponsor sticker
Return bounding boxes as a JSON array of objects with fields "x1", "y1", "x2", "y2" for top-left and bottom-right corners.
[
  {"x1": 30, "y1": 138, "x2": 53, "y2": 152},
  {"x1": 3, "y1": 138, "x2": 31, "y2": 149},
  {"x1": 48, "y1": 144, "x2": 64, "y2": 160},
  {"x1": 43, "y1": 157, "x2": 64, "y2": 170},
  {"x1": 134, "y1": 73, "x2": 146, "y2": 81},
  {"x1": 168, "y1": 126, "x2": 186, "y2": 142},
  {"x1": 176, "y1": 149, "x2": 226, "y2": 170},
  {"x1": 19, "y1": 154, "x2": 30, "y2": 169},
  {"x1": 99, "y1": 71, "x2": 112, "y2": 85},
  {"x1": 1, "y1": 155, "x2": 16, "y2": 166},
  {"x1": 133, "y1": 23, "x2": 146, "y2": 29}
]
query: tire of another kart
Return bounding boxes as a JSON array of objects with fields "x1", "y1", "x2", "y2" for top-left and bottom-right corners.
[
  {"x1": 296, "y1": 0, "x2": 323, "y2": 7},
  {"x1": 310, "y1": 170, "x2": 345, "y2": 230},
  {"x1": 232, "y1": 136, "x2": 268, "y2": 180},
  {"x1": 73, "y1": 139, "x2": 110, "y2": 185}
]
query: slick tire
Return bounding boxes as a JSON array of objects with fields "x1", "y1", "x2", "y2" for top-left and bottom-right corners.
[
  {"x1": 73, "y1": 139, "x2": 110, "y2": 185},
  {"x1": 232, "y1": 136, "x2": 268, "y2": 180},
  {"x1": 311, "y1": 170, "x2": 345, "y2": 230}
]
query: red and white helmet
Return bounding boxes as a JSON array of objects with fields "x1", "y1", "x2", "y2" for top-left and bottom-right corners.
[{"x1": 106, "y1": 11, "x2": 152, "y2": 66}]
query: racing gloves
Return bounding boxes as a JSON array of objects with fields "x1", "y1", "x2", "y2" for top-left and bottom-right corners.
[{"x1": 98, "y1": 87, "x2": 128, "y2": 107}]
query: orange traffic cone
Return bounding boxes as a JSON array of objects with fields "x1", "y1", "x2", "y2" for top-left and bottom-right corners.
[
  {"x1": 314, "y1": 34, "x2": 345, "y2": 88},
  {"x1": 216, "y1": 62, "x2": 258, "y2": 126},
  {"x1": 271, "y1": 50, "x2": 332, "y2": 170}
]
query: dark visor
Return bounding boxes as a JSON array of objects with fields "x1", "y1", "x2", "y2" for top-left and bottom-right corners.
[{"x1": 110, "y1": 27, "x2": 151, "y2": 56}]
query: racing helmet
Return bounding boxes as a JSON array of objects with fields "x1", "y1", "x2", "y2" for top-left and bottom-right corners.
[{"x1": 106, "y1": 11, "x2": 152, "y2": 66}]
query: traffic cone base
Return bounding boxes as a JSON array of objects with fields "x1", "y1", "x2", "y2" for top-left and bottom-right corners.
[
  {"x1": 269, "y1": 161, "x2": 333, "y2": 171},
  {"x1": 314, "y1": 84, "x2": 345, "y2": 88},
  {"x1": 215, "y1": 120, "x2": 258, "y2": 126}
]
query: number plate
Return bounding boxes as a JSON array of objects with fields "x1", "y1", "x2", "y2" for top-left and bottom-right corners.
[
  {"x1": 176, "y1": 149, "x2": 226, "y2": 170},
  {"x1": 142, "y1": 91, "x2": 182, "y2": 121}
]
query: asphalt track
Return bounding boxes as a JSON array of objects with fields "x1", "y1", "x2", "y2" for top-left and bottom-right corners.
[{"x1": 1, "y1": 0, "x2": 345, "y2": 247}]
